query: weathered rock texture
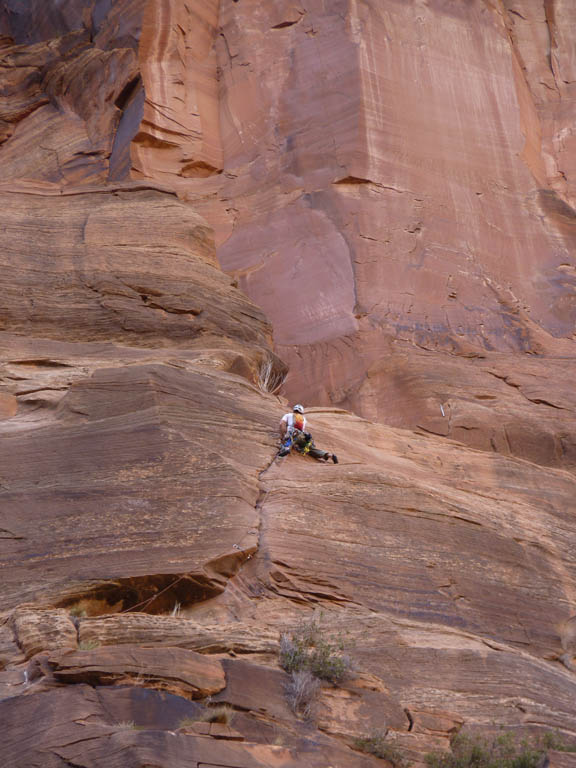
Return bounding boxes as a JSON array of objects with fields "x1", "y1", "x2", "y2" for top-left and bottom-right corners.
[
  {"x1": 2, "y1": 1, "x2": 576, "y2": 463},
  {"x1": 1, "y1": 2, "x2": 576, "y2": 768},
  {"x1": 136, "y1": 0, "x2": 576, "y2": 468}
]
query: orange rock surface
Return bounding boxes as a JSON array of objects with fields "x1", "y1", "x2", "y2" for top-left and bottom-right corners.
[{"x1": 1, "y1": 2, "x2": 576, "y2": 768}]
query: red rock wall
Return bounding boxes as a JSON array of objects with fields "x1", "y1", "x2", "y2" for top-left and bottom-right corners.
[
  {"x1": 2, "y1": 2, "x2": 575, "y2": 466},
  {"x1": 132, "y1": 0, "x2": 222, "y2": 180},
  {"x1": 2, "y1": 4, "x2": 576, "y2": 766},
  {"x1": 117, "y1": 0, "x2": 576, "y2": 467}
]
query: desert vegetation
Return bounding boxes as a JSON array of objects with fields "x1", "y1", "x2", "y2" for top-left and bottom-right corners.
[
  {"x1": 279, "y1": 615, "x2": 352, "y2": 718},
  {"x1": 426, "y1": 731, "x2": 576, "y2": 768},
  {"x1": 353, "y1": 731, "x2": 407, "y2": 765}
]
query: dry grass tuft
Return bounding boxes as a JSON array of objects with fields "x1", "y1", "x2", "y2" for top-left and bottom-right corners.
[
  {"x1": 285, "y1": 669, "x2": 320, "y2": 719},
  {"x1": 257, "y1": 357, "x2": 286, "y2": 395},
  {"x1": 198, "y1": 705, "x2": 235, "y2": 725}
]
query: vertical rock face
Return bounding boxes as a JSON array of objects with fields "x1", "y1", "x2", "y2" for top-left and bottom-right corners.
[
  {"x1": 2, "y1": 3, "x2": 576, "y2": 768},
  {"x1": 133, "y1": 0, "x2": 222, "y2": 180},
  {"x1": 125, "y1": 0, "x2": 576, "y2": 467},
  {"x1": 3, "y1": 3, "x2": 575, "y2": 456}
]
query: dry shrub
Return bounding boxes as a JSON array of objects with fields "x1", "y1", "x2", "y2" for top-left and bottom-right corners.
[
  {"x1": 257, "y1": 357, "x2": 286, "y2": 394},
  {"x1": 115, "y1": 720, "x2": 137, "y2": 730},
  {"x1": 198, "y1": 705, "x2": 235, "y2": 725},
  {"x1": 178, "y1": 705, "x2": 235, "y2": 728},
  {"x1": 285, "y1": 669, "x2": 321, "y2": 719}
]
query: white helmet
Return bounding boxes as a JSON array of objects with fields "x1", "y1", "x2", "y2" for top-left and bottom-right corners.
[{"x1": 293, "y1": 404, "x2": 304, "y2": 414}]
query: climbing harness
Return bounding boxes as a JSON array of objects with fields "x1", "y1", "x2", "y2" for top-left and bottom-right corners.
[
  {"x1": 295, "y1": 431, "x2": 313, "y2": 455},
  {"x1": 277, "y1": 428, "x2": 314, "y2": 459}
]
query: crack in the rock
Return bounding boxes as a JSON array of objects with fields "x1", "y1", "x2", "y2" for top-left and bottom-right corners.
[
  {"x1": 57, "y1": 572, "x2": 224, "y2": 616},
  {"x1": 488, "y1": 371, "x2": 568, "y2": 410},
  {"x1": 0, "y1": 528, "x2": 25, "y2": 540},
  {"x1": 404, "y1": 707, "x2": 414, "y2": 731},
  {"x1": 271, "y1": 19, "x2": 302, "y2": 30},
  {"x1": 251, "y1": 447, "x2": 281, "y2": 571},
  {"x1": 333, "y1": 175, "x2": 408, "y2": 194},
  {"x1": 55, "y1": 757, "x2": 87, "y2": 768},
  {"x1": 17, "y1": 386, "x2": 68, "y2": 396},
  {"x1": 50, "y1": 734, "x2": 107, "y2": 761},
  {"x1": 9, "y1": 359, "x2": 73, "y2": 368},
  {"x1": 543, "y1": 0, "x2": 560, "y2": 93}
]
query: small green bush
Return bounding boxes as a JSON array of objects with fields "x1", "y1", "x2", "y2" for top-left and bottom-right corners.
[
  {"x1": 77, "y1": 639, "x2": 100, "y2": 651},
  {"x1": 538, "y1": 732, "x2": 576, "y2": 753},
  {"x1": 279, "y1": 616, "x2": 352, "y2": 684},
  {"x1": 308, "y1": 640, "x2": 351, "y2": 683},
  {"x1": 354, "y1": 731, "x2": 407, "y2": 766},
  {"x1": 426, "y1": 731, "x2": 576, "y2": 768}
]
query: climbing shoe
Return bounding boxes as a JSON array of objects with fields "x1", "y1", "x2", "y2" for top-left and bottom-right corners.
[
  {"x1": 278, "y1": 447, "x2": 290, "y2": 458},
  {"x1": 331, "y1": 454, "x2": 338, "y2": 464}
]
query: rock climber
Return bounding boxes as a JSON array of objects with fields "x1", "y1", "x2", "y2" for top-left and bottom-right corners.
[{"x1": 278, "y1": 404, "x2": 338, "y2": 463}]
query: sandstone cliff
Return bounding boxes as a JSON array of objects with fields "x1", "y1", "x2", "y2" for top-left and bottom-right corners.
[{"x1": 1, "y1": 2, "x2": 576, "y2": 768}]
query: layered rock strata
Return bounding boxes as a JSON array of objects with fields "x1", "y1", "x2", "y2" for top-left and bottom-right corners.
[
  {"x1": 2, "y1": 1, "x2": 576, "y2": 464},
  {"x1": 1, "y1": 3, "x2": 576, "y2": 768}
]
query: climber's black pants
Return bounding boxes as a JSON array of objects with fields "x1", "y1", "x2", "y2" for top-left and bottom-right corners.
[{"x1": 292, "y1": 433, "x2": 331, "y2": 461}]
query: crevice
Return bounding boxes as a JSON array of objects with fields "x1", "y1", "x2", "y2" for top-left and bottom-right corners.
[
  {"x1": 415, "y1": 424, "x2": 447, "y2": 438},
  {"x1": 529, "y1": 397, "x2": 566, "y2": 410},
  {"x1": 488, "y1": 371, "x2": 520, "y2": 388},
  {"x1": 179, "y1": 160, "x2": 222, "y2": 178},
  {"x1": 226, "y1": 442, "x2": 286, "y2": 596},
  {"x1": 543, "y1": 0, "x2": 560, "y2": 92},
  {"x1": 134, "y1": 290, "x2": 204, "y2": 316},
  {"x1": 271, "y1": 19, "x2": 301, "y2": 30},
  {"x1": 16, "y1": 386, "x2": 68, "y2": 396},
  {"x1": 56, "y1": 572, "x2": 225, "y2": 617},
  {"x1": 251, "y1": 451, "x2": 279, "y2": 565},
  {"x1": 219, "y1": 29, "x2": 236, "y2": 67},
  {"x1": 404, "y1": 708, "x2": 414, "y2": 731},
  {"x1": 8, "y1": 359, "x2": 72, "y2": 368},
  {"x1": 132, "y1": 129, "x2": 180, "y2": 150},
  {"x1": 145, "y1": 300, "x2": 203, "y2": 316},
  {"x1": 54, "y1": 756, "x2": 87, "y2": 768},
  {"x1": 0, "y1": 528, "x2": 25, "y2": 540},
  {"x1": 333, "y1": 176, "x2": 406, "y2": 194},
  {"x1": 488, "y1": 370, "x2": 568, "y2": 410},
  {"x1": 334, "y1": 175, "x2": 372, "y2": 185}
]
